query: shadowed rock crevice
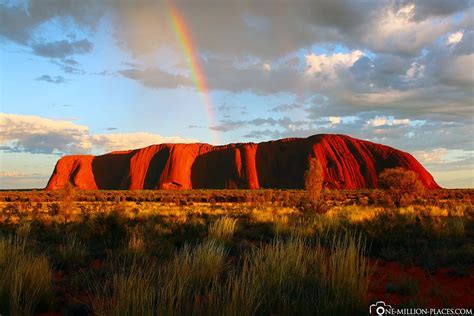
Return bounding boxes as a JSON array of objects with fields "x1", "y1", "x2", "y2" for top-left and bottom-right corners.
[
  {"x1": 255, "y1": 138, "x2": 308, "y2": 189},
  {"x1": 143, "y1": 148, "x2": 171, "y2": 189},
  {"x1": 91, "y1": 151, "x2": 135, "y2": 190},
  {"x1": 191, "y1": 148, "x2": 241, "y2": 189}
]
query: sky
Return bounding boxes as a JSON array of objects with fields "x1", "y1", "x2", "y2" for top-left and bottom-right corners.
[{"x1": 0, "y1": 0, "x2": 473, "y2": 189}]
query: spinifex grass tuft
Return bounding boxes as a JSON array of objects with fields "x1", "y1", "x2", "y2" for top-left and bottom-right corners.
[
  {"x1": 85, "y1": 232, "x2": 371, "y2": 315},
  {"x1": 157, "y1": 239, "x2": 228, "y2": 315},
  {"x1": 208, "y1": 216, "x2": 238, "y2": 242},
  {"x1": 322, "y1": 232, "x2": 373, "y2": 314},
  {"x1": 223, "y1": 233, "x2": 372, "y2": 315},
  {"x1": 89, "y1": 258, "x2": 157, "y2": 316},
  {"x1": 0, "y1": 234, "x2": 54, "y2": 315},
  {"x1": 58, "y1": 233, "x2": 88, "y2": 269}
]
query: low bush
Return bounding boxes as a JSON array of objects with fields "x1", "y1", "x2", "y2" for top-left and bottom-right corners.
[
  {"x1": 88, "y1": 209, "x2": 128, "y2": 252},
  {"x1": 378, "y1": 168, "x2": 425, "y2": 207},
  {"x1": 296, "y1": 198, "x2": 329, "y2": 214}
]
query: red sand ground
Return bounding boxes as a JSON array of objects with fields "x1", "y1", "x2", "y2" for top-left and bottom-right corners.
[
  {"x1": 368, "y1": 260, "x2": 474, "y2": 308},
  {"x1": 37, "y1": 259, "x2": 473, "y2": 314}
]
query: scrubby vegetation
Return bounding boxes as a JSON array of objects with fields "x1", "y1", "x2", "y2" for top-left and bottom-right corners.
[
  {"x1": 0, "y1": 230, "x2": 54, "y2": 315},
  {"x1": 304, "y1": 156, "x2": 323, "y2": 202},
  {"x1": 0, "y1": 188, "x2": 472, "y2": 314},
  {"x1": 378, "y1": 167, "x2": 425, "y2": 207}
]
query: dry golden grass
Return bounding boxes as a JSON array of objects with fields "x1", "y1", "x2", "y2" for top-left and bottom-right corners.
[
  {"x1": 0, "y1": 189, "x2": 472, "y2": 313},
  {"x1": 326, "y1": 205, "x2": 385, "y2": 223},
  {"x1": 208, "y1": 216, "x2": 238, "y2": 242},
  {"x1": 0, "y1": 233, "x2": 54, "y2": 315}
]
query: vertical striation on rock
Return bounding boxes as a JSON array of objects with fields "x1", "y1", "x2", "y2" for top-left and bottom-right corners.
[{"x1": 46, "y1": 134, "x2": 440, "y2": 190}]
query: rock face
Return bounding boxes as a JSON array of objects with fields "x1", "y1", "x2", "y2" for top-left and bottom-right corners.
[{"x1": 46, "y1": 134, "x2": 440, "y2": 190}]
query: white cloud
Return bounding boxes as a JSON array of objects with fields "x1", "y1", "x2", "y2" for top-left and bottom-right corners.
[
  {"x1": 405, "y1": 62, "x2": 425, "y2": 79},
  {"x1": 0, "y1": 169, "x2": 49, "y2": 189},
  {"x1": 0, "y1": 171, "x2": 41, "y2": 178},
  {"x1": 413, "y1": 148, "x2": 448, "y2": 164},
  {"x1": 447, "y1": 31, "x2": 464, "y2": 45},
  {"x1": 366, "y1": 116, "x2": 411, "y2": 127},
  {"x1": 0, "y1": 113, "x2": 90, "y2": 154},
  {"x1": 367, "y1": 116, "x2": 388, "y2": 127},
  {"x1": 0, "y1": 113, "x2": 198, "y2": 155},
  {"x1": 90, "y1": 133, "x2": 197, "y2": 152},
  {"x1": 364, "y1": 3, "x2": 453, "y2": 55},
  {"x1": 345, "y1": 89, "x2": 417, "y2": 106},
  {"x1": 397, "y1": 3, "x2": 416, "y2": 16},
  {"x1": 392, "y1": 118, "x2": 410, "y2": 125},
  {"x1": 305, "y1": 50, "x2": 364, "y2": 78},
  {"x1": 0, "y1": 114, "x2": 89, "y2": 141},
  {"x1": 328, "y1": 116, "x2": 341, "y2": 125}
]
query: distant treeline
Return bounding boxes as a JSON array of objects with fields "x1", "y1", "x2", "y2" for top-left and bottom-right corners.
[{"x1": 0, "y1": 188, "x2": 472, "y2": 207}]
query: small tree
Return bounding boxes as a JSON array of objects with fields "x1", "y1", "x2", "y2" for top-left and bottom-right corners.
[
  {"x1": 304, "y1": 157, "x2": 323, "y2": 202},
  {"x1": 378, "y1": 167, "x2": 424, "y2": 207},
  {"x1": 60, "y1": 182, "x2": 76, "y2": 224}
]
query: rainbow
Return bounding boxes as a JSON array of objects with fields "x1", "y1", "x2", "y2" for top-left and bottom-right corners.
[{"x1": 167, "y1": 3, "x2": 220, "y2": 144}]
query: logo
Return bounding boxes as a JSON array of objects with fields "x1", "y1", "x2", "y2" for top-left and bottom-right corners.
[
  {"x1": 368, "y1": 301, "x2": 473, "y2": 315},
  {"x1": 369, "y1": 301, "x2": 391, "y2": 316}
]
